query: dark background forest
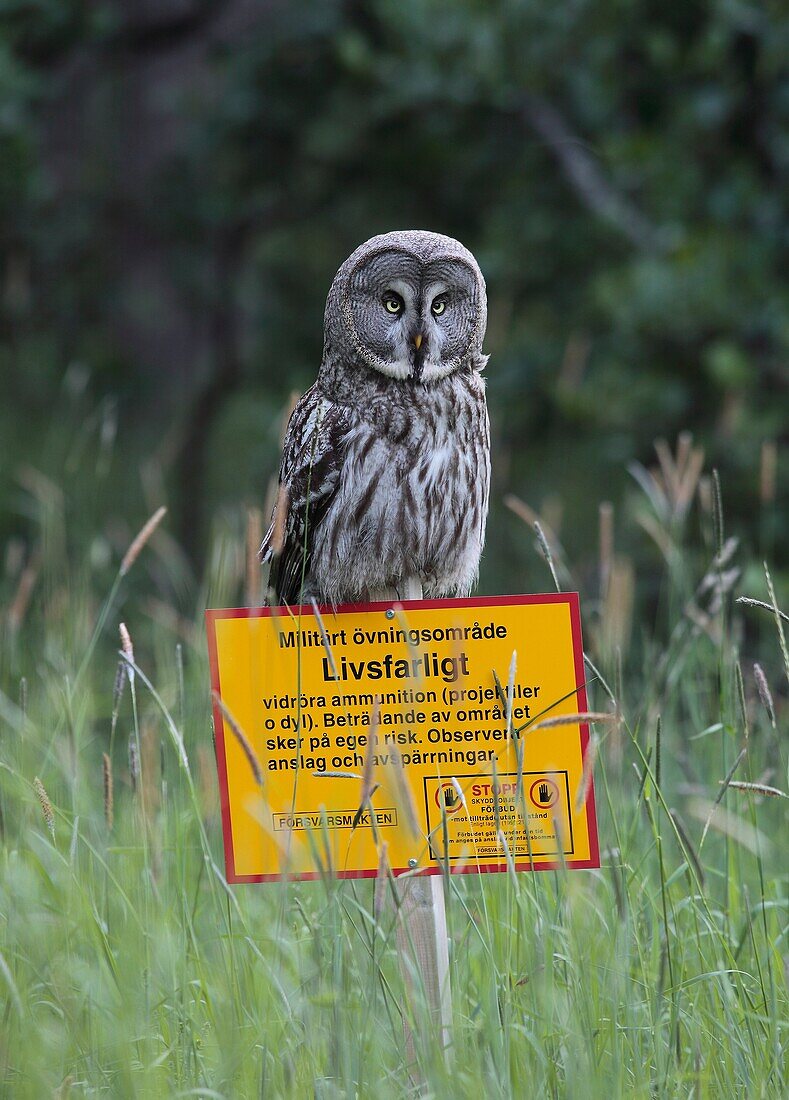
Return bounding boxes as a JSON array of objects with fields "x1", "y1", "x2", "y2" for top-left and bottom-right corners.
[{"x1": 1, "y1": 0, "x2": 786, "y2": 618}]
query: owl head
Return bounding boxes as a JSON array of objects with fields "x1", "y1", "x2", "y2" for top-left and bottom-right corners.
[{"x1": 323, "y1": 230, "x2": 488, "y2": 385}]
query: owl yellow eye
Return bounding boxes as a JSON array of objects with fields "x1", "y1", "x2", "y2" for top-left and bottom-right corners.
[
  {"x1": 383, "y1": 294, "x2": 403, "y2": 315},
  {"x1": 431, "y1": 298, "x2": 447, "y2": 317}
]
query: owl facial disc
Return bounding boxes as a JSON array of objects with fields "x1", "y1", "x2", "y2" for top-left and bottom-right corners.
[{"x1": 324, "y1": 230, "x2": 488, "y2": 385}]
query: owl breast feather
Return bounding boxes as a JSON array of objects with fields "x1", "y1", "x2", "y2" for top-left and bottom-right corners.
[{"x1": 310, "y1": 371, "x2": 490, "y2": 604}]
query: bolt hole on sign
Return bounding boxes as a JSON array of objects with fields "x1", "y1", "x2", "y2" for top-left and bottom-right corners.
[{"x1": 205, "y1": 593, "x2": 600, "y2": 882}]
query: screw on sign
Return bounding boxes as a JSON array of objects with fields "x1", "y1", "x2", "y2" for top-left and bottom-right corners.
[
  {"x1": 529, "y1": 777, "x2": 560, "y2": 809},
  {"x1": 435, "y1": 782, "x2": 462, "y2": 815}
]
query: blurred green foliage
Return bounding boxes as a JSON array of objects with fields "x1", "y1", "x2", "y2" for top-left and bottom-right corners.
[{"x1": 0, "y1": 0, "x2": 786, "y2": 593}]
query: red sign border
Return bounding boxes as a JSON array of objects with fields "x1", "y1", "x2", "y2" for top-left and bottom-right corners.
[{"x1": 205, "y1": 592, "x2": 600, "y2": 883}]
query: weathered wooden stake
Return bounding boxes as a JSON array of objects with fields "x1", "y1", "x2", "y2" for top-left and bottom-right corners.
[
  {"x1": 374, "y1": 582, "x2": 452, "y2": 1072},
  {"x1": 377, "y1": 870, "x2": 452, "y2": 1067}
]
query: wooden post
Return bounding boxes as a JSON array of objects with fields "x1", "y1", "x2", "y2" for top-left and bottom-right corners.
[
  {"x1": 373, "y1": 582, "x2": 452, "y2": 1072},
  {"x1": 380, "y1": 870, "x2": 452, "y2": 1066}
]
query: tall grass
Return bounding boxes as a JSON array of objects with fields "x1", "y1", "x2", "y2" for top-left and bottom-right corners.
[{"x1": 0, "y1": 435, "x2": 786, "y2": 1097}]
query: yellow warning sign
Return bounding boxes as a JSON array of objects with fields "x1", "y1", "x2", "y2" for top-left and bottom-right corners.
[{"x1": 205, "y1": 594, "x2": 599, "y2": 882}]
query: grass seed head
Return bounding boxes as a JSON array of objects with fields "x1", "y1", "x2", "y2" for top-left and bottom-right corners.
[
  {"x1": 753, "y1": 663, "x2": 776, "y2": 728},
  {"x1": 33, "y1": 776, "x2": 55, "y2": 838},
  {"x1": 725, "y1": 780, "x2": 788, "y2": 799},
  {"x1": 530, "y1": 711, "x2": 615, "y2": 731},
  {"x1": 120, "y1": 505, "x2": 167, "y2": 576},
  {"x1": 119, "y1": 622, "x2": 134, "y2": 665}
]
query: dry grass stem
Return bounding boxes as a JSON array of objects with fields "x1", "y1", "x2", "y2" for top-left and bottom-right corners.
[
  {"x1": 102, "y1": 753, "x2": 114, "y2": 832},
  {"x1": 387, "y1": 747, "x2": 421, "y2": 840},
  {"x1": 760, "y1": 440, "x2": 776, "y2": 504},
  {"x1": 534, "y1": 521, "x2": 561, "y2": 592},
  {"x1": 541, "y1": 494, "x2": 564, "y2": 538},
  {"x1": 575, "y1": 733, "x2": 598, "y2": 812},
  {"x1": 111, "y1": 660, "x2": 126, "y2": 718},
  {"x1": 360, "y1": 697, "x2": 380, "y2": 806},
  {"x1": 140, "y1": 721, "x2": 161, "y2": 824},
  {"x1": 679, "y1": 445, "x2": 706, "y2": 518},
  {"x1": 311, "y1": 598, "x2": 338, "y2": 680},
  {"x1": 7, "y1": 554, "x2": 39, "y2": 632},
  {"x1": 120, "y1": 505, "x2": 167, "y2": 576},
  {"x1": 504, "y1": 495, "x2": 562, "y2": 551},
  {"x1": 505, "y1": 496, "x2": 570, "y2": 588},
  {"x1": 598, "y1": 501, "x2": 613, "y2": 600},
  {"x1": 212, "y1": 691, "x2": 263, "y2": 787},
  {"x1": 245, "y1": 506, "x2": 263, "y2": 607},
  {"x1": 697, "y1": 473, "x2": 712, "y2": 516},
  {"x1": 700, "y1": 745, "x2": 747, "y2": 847},
  {"x1": 712, "y1": 468, "x2": 724, "y2": 553},
  {"x1": 33, "y1": 776, "x2": 55, "y2": 838},
  {"x1": 142, "y1": 597, "x2": 200, "y2": 647},
  {"x1": 675, "y1": 430, "x2": 693, "y2": 476},
  {"x1": 504, "y1": 650, "x2": 517, "y2": 734},
  {"x1": 16, "y1": 464, "x2": 63, "y2": 507},
  {"x1": 601, "y1": 556, "x2": 634, "y2": 653},
  {"x1": 128, "y1": 734, "x2": 139, "y2": 792},
  {"x1": 451, "y1": 777, "x2": 468, "y2": 814},
  {"x1": 634, "y1": 511, "x2": 673, "y2": 561},
  {"x1": 374, "y1": 842, "x2": 390, "y2": 918},
  {"x1": 503, "y1": 493, "x2": 540, "y2": 528},
  {"x1": 646, "y1": 433, "x2": 706, "y2": 522},
  {"x1": 668, "y1": 808, "x2": 705, "y2": 886}
]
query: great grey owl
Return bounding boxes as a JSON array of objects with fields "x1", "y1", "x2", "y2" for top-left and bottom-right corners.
[{"x1": 260, "y1": 230, "x2": 490, "y2": 605}]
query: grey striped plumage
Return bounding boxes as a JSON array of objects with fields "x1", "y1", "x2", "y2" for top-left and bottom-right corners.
[{"x1": 260, "y1": 230, "x2": 490, "y2": 605}]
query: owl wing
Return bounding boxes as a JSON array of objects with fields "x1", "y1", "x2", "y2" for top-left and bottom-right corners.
[{"x1": 259, "y1": 383, "x2": 348, "y2": 604}]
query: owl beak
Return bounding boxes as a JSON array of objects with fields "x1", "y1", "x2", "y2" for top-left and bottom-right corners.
[{"x1": 411, "y1": 332, "x2": 426, "y2": 383}]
